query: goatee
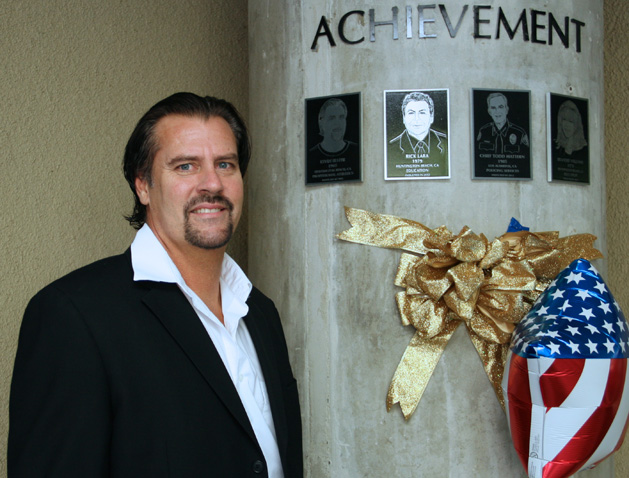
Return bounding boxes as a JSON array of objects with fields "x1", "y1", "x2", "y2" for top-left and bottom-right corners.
[{"x1": 183, "y1": 195, "x2": 234, "y2": 250}]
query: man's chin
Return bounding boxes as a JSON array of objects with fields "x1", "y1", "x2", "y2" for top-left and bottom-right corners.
[
  {"x1": 408, "y1": 129, "x2": 429, "y2": 140},
  {"x1": 184, "y1": 225, "x2": 233, "y2": 250},
  {"x1": 186, "y1": 235, "x2": 232, "y2": 250}
]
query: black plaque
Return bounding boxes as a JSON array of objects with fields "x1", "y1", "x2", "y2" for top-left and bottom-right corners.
[
  {"x1": 547, "y1": 93, "x2": 589, "y2": 184},
  {"x1": 305, "y1": 92, "x2": 361, "y2": 185},
  {"x1": 384, "y1": 89, "x2": 450, "y2": 180},
  {"x1": 472, "y1": 89, "x2": 531, "y2": 180}
]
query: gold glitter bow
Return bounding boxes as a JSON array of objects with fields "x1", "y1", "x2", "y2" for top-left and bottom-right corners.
[{"x1": 337, "y1": 207, "x2": 603, "y2": 419}]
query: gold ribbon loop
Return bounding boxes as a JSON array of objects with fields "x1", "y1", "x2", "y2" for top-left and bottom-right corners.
[
  {"x1": 415, "y1": 261, "x2": 451, "y2": 302},
  {"x1": 451, "y1": 228, "x2": 488, "y2": 262},
  {"x1": 447, "y1": 261, "x2": 484, "y2": 301}
]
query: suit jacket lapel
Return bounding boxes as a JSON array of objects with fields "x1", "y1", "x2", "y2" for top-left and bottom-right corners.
[
  {"x1": 141, "y1": 282, "x2": 257, "y2": 443},
  {"x1": 244, "y1": 300, "x2": 289, "y2": 458}
]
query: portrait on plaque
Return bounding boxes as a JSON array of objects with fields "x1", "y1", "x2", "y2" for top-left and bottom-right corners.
[
  {"x1": 384, "y1": 89, "x2": 450, "y2": 180},
  {"x1": 305, "y1": 92, "x2": 361, "y2": 185},
  {"x1": 547, "y1": 93, "x2": 589, "y2": 184},
  {"x1": 472, "y1": 89, "x2": 531, "y2": 180}
]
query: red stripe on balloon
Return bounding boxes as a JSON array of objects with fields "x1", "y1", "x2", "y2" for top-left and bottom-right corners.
[
  {"x1": 543, "y1": 359, "x2": 627, "y2": 478},
  {"x1": 539, "y1": 358, "x2": 585, "y2": 411},
  {"x1": 507, "y1": 354, "x2": 534, "y2": 473}
]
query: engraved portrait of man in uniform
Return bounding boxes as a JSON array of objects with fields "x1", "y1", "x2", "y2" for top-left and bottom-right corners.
[
  {"x1": 477, "y1": 93, "x2": 529, "y2": 155},
  {"x1": 472, "y1": 89, "x2": 531, "y2": 180},
  {"x1": 384, "y1": 89, "x2": 450, "y2": 180}
]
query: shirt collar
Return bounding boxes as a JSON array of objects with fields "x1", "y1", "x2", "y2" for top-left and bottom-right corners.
[
  {"x1": 407, "y1": 130, "x2": 430, "y2": 152},
  {"x1": 495, "y1": 120, "x2": 510, "y2": 135},
  {"x1": 130, "y1": 224, "x2": 252, "y2": 302}
]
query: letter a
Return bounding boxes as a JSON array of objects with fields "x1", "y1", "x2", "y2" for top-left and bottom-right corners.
[{"x1": 311, "y1": 16, "x2": 336, "y2": 50}]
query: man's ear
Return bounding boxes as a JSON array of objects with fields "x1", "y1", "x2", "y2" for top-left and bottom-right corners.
[{"x1": 135, "y1": 176, "x2": 150, "y2": 206}]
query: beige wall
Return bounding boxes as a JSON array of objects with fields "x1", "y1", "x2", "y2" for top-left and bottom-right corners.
[
  {"x1": 0, "y1": 0, "x2": 248, "y2": 475},
  {"x1": 1, "y1": 0, "x2": 628, "y2": 476},
  {"x1": 606, "y1": 0, "x2": 629, "y2": 475}
]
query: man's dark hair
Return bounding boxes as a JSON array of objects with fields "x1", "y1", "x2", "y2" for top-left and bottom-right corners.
[{"x1": 123, "y1": 92, "x2": 251, "y2": 229}]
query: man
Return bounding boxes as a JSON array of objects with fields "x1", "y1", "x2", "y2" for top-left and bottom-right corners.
[
  {"x1": 8, "y1": 93, "x2": 303, "y2": 477},
  {"x1": 307, "y1": 97, "x2": 359, "y2": 183},
  {"x1": 477, "y1": 92, "x2": 529, "y2": 154},
  {"x1": 387, "y1": 91, "x2": 448, "y2": 178}
]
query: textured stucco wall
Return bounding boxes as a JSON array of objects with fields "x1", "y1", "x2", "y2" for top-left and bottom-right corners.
[
  {"x1": 0, "y1": 1, "x2": 248, "y2": 475},
  {"x1": 606, "y1": 0, "x2": 629, "y2": 476}
]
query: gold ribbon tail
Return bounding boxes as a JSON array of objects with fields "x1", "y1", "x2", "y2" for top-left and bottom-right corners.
[
  {"x1": 468, "y1": 331, "x2": 511, "y2": 411},
  {"x1": 337, "y1": 207, "x2": 438, "y2": 255},
  {"x1": 387, "y1": 320, "x2": 461, "y2": 419}
]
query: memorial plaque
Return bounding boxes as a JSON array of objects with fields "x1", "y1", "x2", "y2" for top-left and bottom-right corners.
[
  {"x1": 547, "y1": 93, "x2": 590, "y2": 184},
  {"x1": 472, "y1": 89, "x2": 532, "y2": 180},
  {"x1": 384, "y1": 89, "x2": 450, "y2": 180},
  {"x1": 305, "y1": 92, "x2": 361, "y2": 185}
]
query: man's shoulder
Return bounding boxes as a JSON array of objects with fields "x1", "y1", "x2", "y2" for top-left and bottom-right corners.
[
  {"x1": 478, "y1": 122, "x2": 494, "y2": 133},
  {"x1": 389, "y1": 131, "x2": 406, "y2": 145},
  {"x1": 36, "y1": 251, "x2": 132, "y2": 300},
  {"x1": 507, "y1": 122, "x2": 528, "y2": 135},
  {"x1": 247, "y1": 286, "x2": 276, "y2": 310},
  {"x1": 22, "y1": 251, "x2": 136, "y2": 324},
  {"x1": 308, "y1": 143, "x2": 322, "y2": 154},
  {"x1": 430, "y1": 129, "x2": 447, "y2": 139}
]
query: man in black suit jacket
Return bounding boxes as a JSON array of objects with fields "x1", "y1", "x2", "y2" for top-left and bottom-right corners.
[{"x1": 8, "y1": 93, "x2": 303, "y2": 477}]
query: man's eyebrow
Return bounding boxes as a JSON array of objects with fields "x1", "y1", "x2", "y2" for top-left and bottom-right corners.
[
  {"x1": 166, "y1": 155, "x2": 198, "y2": 166},
  {"x1": 215, "y1": 153, "x2": 239, "y2": 161}
]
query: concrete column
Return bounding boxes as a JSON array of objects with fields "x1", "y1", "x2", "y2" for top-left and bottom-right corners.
[{"x1": 248, "y1": 1, "x2": 608, "y2": 476}]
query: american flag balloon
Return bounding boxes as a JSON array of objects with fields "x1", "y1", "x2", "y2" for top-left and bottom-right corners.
[{"x1": 502, "y1": 259, "x2": 629, "y2": 478}]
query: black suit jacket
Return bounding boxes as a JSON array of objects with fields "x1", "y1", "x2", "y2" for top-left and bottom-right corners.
[{"x1": 8, "y1": 250, "x2": 303, "y2": 477}]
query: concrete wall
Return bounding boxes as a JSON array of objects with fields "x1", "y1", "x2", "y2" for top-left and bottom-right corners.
[
  {"x1": 248, "y1": 1, "x2": 613, "y2": 476},
  {"x1": 0, "y1": 1, "x2": 248, "y2": 475},
  {"x1": 605, "y1": 0, "x2": 629, "y2": 476}
]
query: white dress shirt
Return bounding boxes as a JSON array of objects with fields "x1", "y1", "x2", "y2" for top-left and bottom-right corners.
[{"x1": 130, "y1": 224, "x2": 283, "y2": 478}]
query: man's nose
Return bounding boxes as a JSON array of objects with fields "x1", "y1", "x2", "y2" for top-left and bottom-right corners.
[{"x1": 198, "y1": 166, "x2": 223, "y2": 193}]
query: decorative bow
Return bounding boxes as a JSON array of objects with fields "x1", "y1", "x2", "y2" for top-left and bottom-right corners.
[{"x1": 337, "y1": 207, "x2": 603, "y2": 419}]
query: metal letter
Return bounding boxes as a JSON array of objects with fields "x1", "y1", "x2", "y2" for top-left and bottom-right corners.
[
  {"x1": 311, "y1": 16, "x2": 336, "y2": 50},
  {"x1": 531, "y1": 9, "x2": 547, "y2": 45},
  {"x1": 369, "y1": 7, "x2": 399, "y2": 42},
  {"x1": 439, "y1": 4, "x2": 469, "y2": 39},
  {"x1": 418, "y1": 5, "x2": 437, "y2": 39},
  {"x1": 571, "y1": 18, "x2": 585, "y2": 53},
  {"x1": 339, "y1": 10, "x2": 365, "y2": 45},
  {"x1": 496, "y1": 7, "x2": 529, "y2": 41},
  {"x1": 548, "y1": 13, "x2": 569, "y2": 48},
  {"x1": 473, "y1": 5, "x2": 492, "y2": 39}
]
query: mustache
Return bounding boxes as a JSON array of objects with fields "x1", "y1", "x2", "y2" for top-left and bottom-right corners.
[{"x1": 184, "y1": 195, "x2": 234, "y2": 216}]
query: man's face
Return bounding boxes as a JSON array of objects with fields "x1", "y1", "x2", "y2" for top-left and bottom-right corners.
[
  {"x1": 488, "y1": 96, "x2": 509, "y2": 127},
  {"x1": 135, "y1": 115, "x2": 243, "y2": 253},
  {"x1": 403, "y1": 100, "x2": 433, "y2": 141},
  {"x1": 319, "y1": 104, "x2": 347, "y2": 141}
]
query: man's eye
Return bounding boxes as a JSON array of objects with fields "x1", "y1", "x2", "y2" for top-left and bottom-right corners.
[
  {"x1": 218, "y1": 161, "x2": 234, "y2": 169},
  {"x1": 179, "y1": 164, "x2": 192, "y2": 171}
]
